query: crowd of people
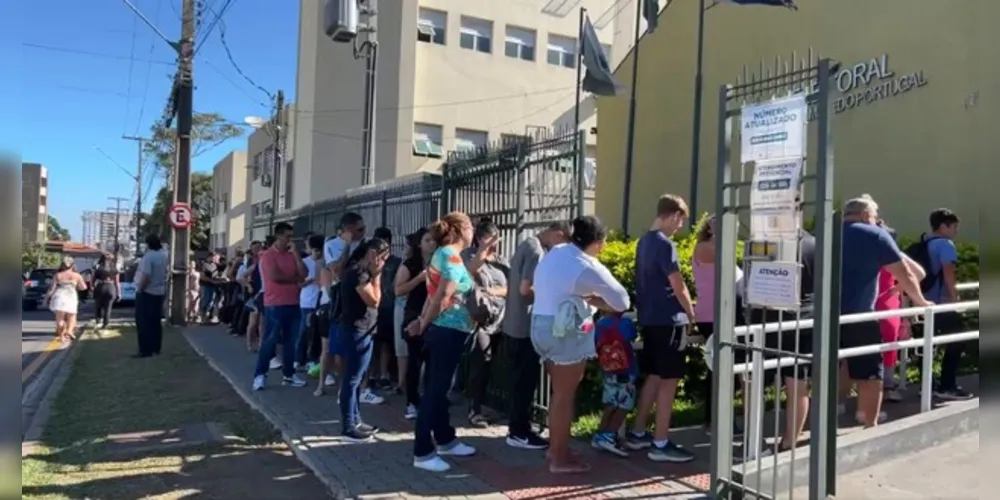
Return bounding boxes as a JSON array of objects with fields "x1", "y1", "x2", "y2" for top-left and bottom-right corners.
[{"x1": 195, "y1": 192, "x2": 972, "y2": 475}]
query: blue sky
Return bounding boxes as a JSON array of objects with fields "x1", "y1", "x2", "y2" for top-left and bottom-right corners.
[{"x1": 11, "y1": 0, "x2": 298, "y2": 241}]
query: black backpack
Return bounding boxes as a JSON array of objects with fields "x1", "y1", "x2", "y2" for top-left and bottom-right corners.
[{"x1": 903, "y1": 234, "x2": 944, "y2": 293}]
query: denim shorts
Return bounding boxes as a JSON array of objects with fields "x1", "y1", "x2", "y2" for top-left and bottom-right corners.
[{"x1": 530, "y1": 314, "x2": 596, "y2": 366}]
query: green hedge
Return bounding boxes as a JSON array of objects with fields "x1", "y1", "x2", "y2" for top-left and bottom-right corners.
[{"x1": 570, "y1": 218, "x2": 980, "y2": 432}]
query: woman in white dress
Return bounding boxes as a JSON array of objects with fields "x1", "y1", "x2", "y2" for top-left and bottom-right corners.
[{"x1": 45, "y1": 256, "x2": 88, "y2": 344}]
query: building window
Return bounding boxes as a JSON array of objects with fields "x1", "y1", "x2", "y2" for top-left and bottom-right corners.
[
  {"x1": 504, "y1": 26, "x2": 536, "y2": 62},
  {"x1": 459, "y1": 16, "x2": 492, "y2": 53},
  {"x1": 252, "y1": 152, "x2": 262, "y2": 179},
  {"x1": 455, "y1": 128, "x2": 488, "y2": 153},
  {"x1": 417, "y1": 8, "x2": 446, "y2": 45},
  {"x1": 413, "y1": 123, "x2": 444, "y2": 158},
  {"x1": 546, "y1": 34, "x2": 577, "y2": 68}
]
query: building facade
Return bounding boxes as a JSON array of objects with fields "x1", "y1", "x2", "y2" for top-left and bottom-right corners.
[
  {"x1": 210, "y1": 150, "x2": 249, "y2": 256},
  {"x1": 21, "y1": 162, "x2": 47, "y2": 244},
  {"x1": 291, "y1": 0, "x2": 646, "y2": 212},
  {"x1": 80, "y1": 210, "x2": 136, "y2": 254},
  {"x1": 245, "y1": 107, "x2": 296, "y2": 242},
  {"x1": 595, "y1": 0, "x2": 992, "y2": 241}
]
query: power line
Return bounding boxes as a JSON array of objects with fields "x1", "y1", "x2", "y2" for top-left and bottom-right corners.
[
  {"x1": 202, "y1": 58, "x2": 269, "y2": 108},
  {"x1": 299, "y1": 86, "x2": 575, "y2": 116},
  {"x1": 217, "y1": 23, "x2": 273, "y2": 100},
  {"x1": 196, "y1": 0, "x2": 237, "y2": 52},
  {"x1": 122, "y1": 13, "x2": 140, "y2": 134},
  {"x1": 22, "y1": 42, "x2": 175, "y2": 65},
  {"x1": 134, "y1": 0, "x2": 166, "y2": 136}
]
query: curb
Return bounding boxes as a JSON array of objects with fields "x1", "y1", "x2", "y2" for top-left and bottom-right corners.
[
  {"x1": 182, "y1": 329, "x2": 349, "y2": 500},
  {"x1": 22, "y1": 331, "x2": 85, "y2": 452}
]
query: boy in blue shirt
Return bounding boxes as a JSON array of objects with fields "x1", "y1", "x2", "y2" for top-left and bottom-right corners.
[{"x1": 591, "y1": 310, "x2": 639, "y2": 457}]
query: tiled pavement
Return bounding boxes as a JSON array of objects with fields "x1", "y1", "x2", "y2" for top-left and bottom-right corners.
[{"x1": 183, "y1": 325, "x2": 713, "y2": 499}]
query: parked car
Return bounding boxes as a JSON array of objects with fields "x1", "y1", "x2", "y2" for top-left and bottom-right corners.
[
  {"x1": 117, "y1": 264, "x2": 138, "y2": 306},
  {"x1": 22, "y1": 268, "x2": 56, "y2": 310}
]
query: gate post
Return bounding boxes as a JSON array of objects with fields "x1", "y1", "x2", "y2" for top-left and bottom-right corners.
[
  {"x1": 380, "y1": 190, "x2": 388, "y2": 227},
  {"x1": 574, "y1": 129, "x2": 586, "y2": 218}
]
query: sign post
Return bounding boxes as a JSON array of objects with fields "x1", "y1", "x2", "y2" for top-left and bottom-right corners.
[{"x1": 168, "y1": 202, "x2": 194, "y2": 230}]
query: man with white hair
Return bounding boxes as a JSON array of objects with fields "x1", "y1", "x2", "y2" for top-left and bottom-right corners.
[{"x1": 840, "y1": 194, "x2": 931, "y2": 427}]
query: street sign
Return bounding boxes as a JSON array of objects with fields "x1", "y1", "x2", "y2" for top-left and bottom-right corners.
[{"x1": 168, "y1": 203, "x2": 193, "y2": 229}]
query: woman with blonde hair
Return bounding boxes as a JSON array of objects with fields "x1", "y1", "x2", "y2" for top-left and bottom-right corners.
[{"x1": 45, "y1": 256, "x2": 88, "y2": 344}]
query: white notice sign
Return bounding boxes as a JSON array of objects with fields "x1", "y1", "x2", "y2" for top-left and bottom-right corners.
[
  {"x1": 750, "y1": 158, "x2": 803, "y2": 240},
  {"x1": 740, "y1": 95, "x2": 807, "y2": 163},
  {"x1": 746, "y1": 261, "x2": 801, "y2": 310}
]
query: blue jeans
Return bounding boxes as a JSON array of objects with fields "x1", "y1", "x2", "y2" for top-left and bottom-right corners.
[
  {"x1": 254, "y1": 305, "x2": 300, "y2": 378},
  {"x1": 338, "y1": 325, "x2": 374, "y2": 433},
  {"x1": 297, "y1": 308, "x2": 315, "y2": 366},
  {"x1": 413, "y1": 324, "x2": 468, "y2": 458},
  {"x1": 199, "y1": 285, "x2": 215, "y2": 316}
]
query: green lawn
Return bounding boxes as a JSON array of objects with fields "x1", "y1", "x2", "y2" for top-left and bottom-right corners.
[{"x1": 21, "y1": 326, "x2": 328, "y2": 500}]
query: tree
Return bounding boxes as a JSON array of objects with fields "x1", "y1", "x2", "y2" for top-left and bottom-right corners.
[
  {"x1": 22, "y1": 243, "x2": 60, "y2": 273},
  {"x1": 144, "y1": 112, "x2": 245, "y2": 178},
  {"x1": 47, "y1": 215, "x2": 71, "y2": 241},
  {"x1": 144, "y1": 172, "x2": 214, "y2": 251}
]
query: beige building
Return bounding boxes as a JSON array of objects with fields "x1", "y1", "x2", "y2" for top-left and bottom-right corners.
[
  {"x1": 291, "y1": 0, "x2": 651, "y2": 211},
  {"x1": 596, "y1": 0, "x2": 992, "y2": 241},
  {"x1": 22, "y1": 162, "x2": 48, "y2": 244},
  {"x1": 211, "y1": 151, "x2": 249, "y2": 255},
  {"x1": 244, "y1": 107, "x2": 296, "y2": 241}
]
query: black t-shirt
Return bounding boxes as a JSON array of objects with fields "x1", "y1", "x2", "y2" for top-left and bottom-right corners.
[
  {"x1": 93, "y1": 264, "x2": 118, "y2": 282},
  {"x1": 339, "y1": 266, "x2": 378, "y2": 333},
  {"x1": 401, "y1": 257, "x2": 428, "y2": 326}
]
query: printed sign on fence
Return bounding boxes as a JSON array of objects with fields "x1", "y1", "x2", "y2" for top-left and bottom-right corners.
[
  {"x1": 740, "y1": 94, "x2": 807, "y2": 163},
  {"x1": 750, "y1": 158, "x2": 803, "y2": 240},
  {"x1": 746, "y1": 261, "x2": 801, "y2": 310}
]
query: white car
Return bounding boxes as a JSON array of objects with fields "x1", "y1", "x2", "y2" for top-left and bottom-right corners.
[{"x1": 118, "y1": 281, "x2": 137, "y2": 305}]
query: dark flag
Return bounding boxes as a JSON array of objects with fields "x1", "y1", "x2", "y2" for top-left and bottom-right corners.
[
  {"x1": 716, "y1": 0, "x2": 797, "y2": 9},
  {"x1": 579, "y1": 15, "x2": 619, "y2": 96},
  {"x1": 643, "y1": 0, "x2": 660, "y2": 33}
]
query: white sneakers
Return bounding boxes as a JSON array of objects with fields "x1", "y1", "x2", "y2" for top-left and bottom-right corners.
[
  {"x1": 252, "y1": 375, "x2": 265, "y2": 391},
  {"x1": 360, "y1": 388, "x2": 385, "y2": 405},
  {"x1": 252, "y1": 374, "x2": 308, "y2": 390},
  {"x1": 413, "y1": 442, "x2": 476, "y2": 472},
  {"x1": 269, "y1": 358, "x2": 282, "y2": 371},
  {"x1": 324, "y1": 374, "x2": 337, "y2": 387}
]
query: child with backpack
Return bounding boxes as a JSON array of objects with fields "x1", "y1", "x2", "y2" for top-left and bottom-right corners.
[{"x1": 591, "y1": 309, "x2": 639, "y2": 457}]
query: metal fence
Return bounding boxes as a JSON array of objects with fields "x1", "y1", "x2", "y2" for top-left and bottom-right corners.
[{"x1": 250, "y1": 128, "x2": 590, "y2": 423}]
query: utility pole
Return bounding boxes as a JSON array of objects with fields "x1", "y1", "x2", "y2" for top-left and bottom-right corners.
[
  {"x1": 169, "y1": 0, "x2": 195, "y2": 325},
  {"x1": 122, "y1": 135, "x2": 148, "y2": 254},
  {"x1": 108, "y1": 197, "x2": 130, "y2": 255},
  {"x1": 268, "y1": 90, "x2": 285, "y2": 231}
]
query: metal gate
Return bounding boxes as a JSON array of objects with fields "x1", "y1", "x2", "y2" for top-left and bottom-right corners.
[
  {"x1": 710, "y1": 54, "x2": 840, "y2": 500},
  {"x1": 441, "y1": 127, "x2": 587, "y2": 417}
]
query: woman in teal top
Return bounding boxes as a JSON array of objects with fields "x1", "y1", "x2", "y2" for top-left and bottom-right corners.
[{"x1": 406, "y1": 211, "x2": 494, "y2": 473}]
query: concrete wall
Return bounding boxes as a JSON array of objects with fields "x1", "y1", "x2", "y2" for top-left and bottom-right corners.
[
  {"x1": 596, "y1": 0, "x2": 993, "y2": 241},
  {"x1": 211, "y1": 151, "x2": 248, "y2": 256}
]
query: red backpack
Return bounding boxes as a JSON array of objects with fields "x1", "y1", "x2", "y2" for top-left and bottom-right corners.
[{"x1": 596, "y1": 320, "x2": 632, "y2": 375}]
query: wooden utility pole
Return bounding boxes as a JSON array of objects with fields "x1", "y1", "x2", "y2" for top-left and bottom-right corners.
[
  {"x1": 122, "y1": 135, "x2": 148, "y2": 254},
  {"x1": 169, "y1": 0, "x2": 195, "y2": 325}
]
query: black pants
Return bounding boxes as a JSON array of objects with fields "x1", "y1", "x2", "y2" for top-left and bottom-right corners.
[
  {"x1": 135, "y1": 292, "x2": 164, "y2": 356},
  {"x1": 405, "y1": 332, "x2": 427, "y2": 407},
  {"x1": 93, "y1": 282, "x2": 116, "y2": 328},
  {"x1": 467, "y1": 331, "x2": 496, "y2": 415},
  {"x1": 506, "y1": 335, "x2": 540, "y2": 438},
  {"x1": 918, "y1": 311, "x2": 968, "y2": 390}
]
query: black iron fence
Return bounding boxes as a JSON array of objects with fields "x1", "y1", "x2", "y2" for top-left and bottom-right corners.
[{"x1": 251, "y1": 128, "x2": 591, "y2": 423}]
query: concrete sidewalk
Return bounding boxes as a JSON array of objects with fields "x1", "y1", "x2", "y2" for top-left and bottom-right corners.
[{"x1": 184, "y1": 325, "x2": 711, "y2": 499}]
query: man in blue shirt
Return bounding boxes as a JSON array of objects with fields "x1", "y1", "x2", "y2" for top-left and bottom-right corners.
[
  {"x1": 922, "y1": 209, "x2": 972, "y2": 400},
  {"x1": 627, "y1": 194, "x2": 697, "y2": 463},
  {"x1": 840, "y1": 195, "x2": 931, "y2": 427}
]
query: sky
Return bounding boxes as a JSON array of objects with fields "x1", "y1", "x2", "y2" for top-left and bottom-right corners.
[{"x1": 9, "y1": 0, "x2": 299, "y2": 241}]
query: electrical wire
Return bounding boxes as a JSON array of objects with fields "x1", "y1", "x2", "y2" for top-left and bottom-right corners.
[
  {"x1": 133, "y1": 0, "x2": 165, "y2": 136},
  {"x1": 122, "y1": 13, "x2": 140, "y2": 134},
  {"x1": 196, "y1": 0, "x2": 237, "y2": 53},
  {"x1": 217, "y1": 22, "x2": 274, "y2": 101},
  {"x1": 22, "y1": 42, "x2": 175, "y2": 65},
  {"x1": 202, "y1": 59, "x2": 269, "y2": 108},
  {"x1": 298, "y1": 86, "x2": 575, "y2": 116}
]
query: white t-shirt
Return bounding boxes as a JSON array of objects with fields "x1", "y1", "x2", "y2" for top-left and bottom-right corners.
[
  {"x1": 532, "y1": 243, "x2": 630, "y2": 316},
  {"x1": 299, "y1": 257, "x2": 330, "y2": 308},
  {"x1": 323, "y1": 237, "x2": 361, "y2": 280}
]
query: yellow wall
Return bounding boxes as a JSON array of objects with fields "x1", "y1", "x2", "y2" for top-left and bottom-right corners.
[{"x1": 596, "y1": 0, "x2": 993, "y2": 242}]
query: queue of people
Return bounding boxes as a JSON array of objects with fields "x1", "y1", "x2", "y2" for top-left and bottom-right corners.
[{"x1": 199, "y1": 191, "x2": 972, "y2": 476}]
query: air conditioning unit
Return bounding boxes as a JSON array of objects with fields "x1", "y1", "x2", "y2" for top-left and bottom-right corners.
[{"x1": 261, "y1": 173, "x2": 272, "y2": 187}]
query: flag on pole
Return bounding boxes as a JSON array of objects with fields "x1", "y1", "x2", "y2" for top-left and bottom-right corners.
[
  {"x1": 715, "y1": 0, "x2": 796, "y2": 9},
  {"x1": 643, "y1": 0, "x2": 661, "y2": 33},
  {"x1": 579, "y1": 15, "x2": 619, "y2": 96}
]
